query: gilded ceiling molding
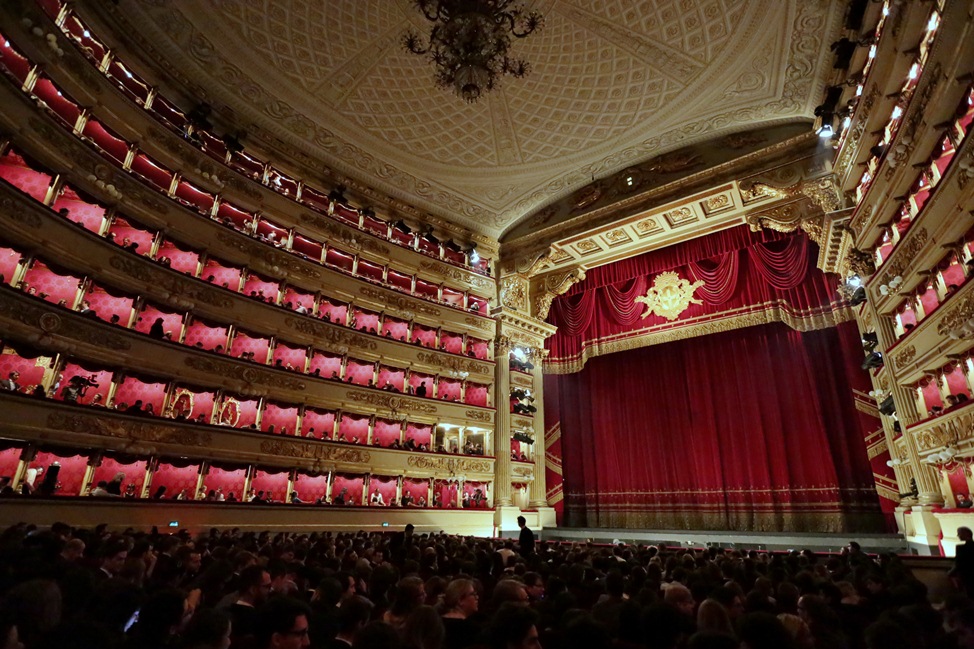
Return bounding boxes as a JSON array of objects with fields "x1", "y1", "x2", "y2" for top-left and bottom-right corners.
[{"x1": 85, "y1": 0, "x2": 840, "y2": 236}]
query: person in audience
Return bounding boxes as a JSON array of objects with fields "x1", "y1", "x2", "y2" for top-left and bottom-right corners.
[
  {"x1": 959, "y1": 494, "x2": 974, "y2": 509},
  {"x1": 0, "y1": 371, "x2": 20, "y2": 391},
  {"x1": 416, "y1": 382, "x2": 428, "y2": 398},
  {"x1": 89, "y1": 480, "x2": 111, "y2": 497},
  {"x1": 517, "y1": 516, "x2": 534, "y2": 557},
  {"x1": 370, "y1": 490, "x2": 385, "y2": 507}
]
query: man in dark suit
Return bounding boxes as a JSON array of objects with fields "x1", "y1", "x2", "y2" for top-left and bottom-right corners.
[
  {"x1": 517, "y1": 516, "x2": 534, "y2": 557},
  {"x1": 955, "y1": 526, "x2": 974, "y2": 594}
]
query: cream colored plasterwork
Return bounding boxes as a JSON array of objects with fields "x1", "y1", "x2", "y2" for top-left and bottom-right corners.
[{"x1": 92, "y1": 0, "x2": 844, "y2": 236}]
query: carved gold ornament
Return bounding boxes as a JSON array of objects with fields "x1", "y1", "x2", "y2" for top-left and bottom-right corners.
[{"x1": 635, "y1": 271, "x2": 705, "y2": 321}]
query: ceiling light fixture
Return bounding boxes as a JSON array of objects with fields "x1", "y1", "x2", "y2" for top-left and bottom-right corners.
[{"x1": 403, "y1": 0, "x2": 543, "y2": 103}]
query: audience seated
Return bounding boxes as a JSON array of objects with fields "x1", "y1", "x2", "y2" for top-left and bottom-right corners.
[{"x1": 1, "y1": 523, "x2": 961, "y2": 649}]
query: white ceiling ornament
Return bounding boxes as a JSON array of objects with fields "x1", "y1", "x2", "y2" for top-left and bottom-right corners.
[{"x1": 97, "y1": 0, "x2": 843, "y2": 237}]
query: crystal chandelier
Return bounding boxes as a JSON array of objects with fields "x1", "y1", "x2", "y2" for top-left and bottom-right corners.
[{"x1": 403, "y1": 0, "x2": 543, "y2": 103}]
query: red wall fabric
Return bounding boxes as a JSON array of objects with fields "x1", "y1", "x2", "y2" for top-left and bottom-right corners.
[
  {"x1": 52, "y1": 186, "x2": 106, "y2": 233},
  {"x1": 0, "y1": 247, "x2": 21, "y2": 284},
  {"x1": 251, "y1": 469, "x2": 289, "y2": 502},
  {"x1": 262, "y1": 403, "x2": 299, "y2": 434},
  {"x1": 545, "y1": 321, "x2": 884, "y2": 532},
  {"x1": 465, "y1": 383, "x2": 488, "y2": 407},
  {"x1": 0, "y1": 447, "x2": 21, "y2": 482},
  {"x1": 0, "y1": 151, "x2": 53, "y2": 202},
  {"x1": 292, "y1": 473, "x2": 329, "y2": 502},
  {"x1": 369, "y1": 476, "x2": 397, "y2": 505},
  {"x1": 402, "y1": 478, "x2": 429, "y2": 505},
  {"x1": 152, "y1": 461, "x2": 201, "y2": 499},
  {"x1": 302, "y1": 408, "x2": 336, "y2": 439},
  {"x1": 339, "y1": 414, "x2": 370, "y2": 443},
  {"x1": 204, "y1": 466, "x2": 247, "y2": 499},
  {"x1": 93, "y1": 457, "x2": 146, "y2": 493},
  {"x1": 272, "y1": 343, "x2": 307, "y2": 371},
  {"x1": 56, "y1": 363, "x2": 113, "y2": 406},
  {"x1": 114, "y1": 376, "x2": 167, "y2": 413},
  {"x1": 333, "y1": 475, "x2": 364, "y2": 505},
  {"x1": 373, "y1": 419, "x2": 402, "y2": 447},
  {"x1": 30, "y1": 451, "x2": 87, "y2": 496}
]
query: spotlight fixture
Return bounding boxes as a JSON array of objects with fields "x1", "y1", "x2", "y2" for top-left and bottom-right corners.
[{"x1": 403, "y1": 0, "x2": 544, "y2": 103}]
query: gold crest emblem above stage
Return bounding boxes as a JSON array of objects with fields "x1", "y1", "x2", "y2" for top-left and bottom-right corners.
[{"x1": 635, "y1": 271, "x2": 705, "y2": 321}]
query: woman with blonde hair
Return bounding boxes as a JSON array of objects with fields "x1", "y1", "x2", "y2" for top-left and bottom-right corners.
[{"x1": 697, "y1": 598, "x2": 735, "y2": 637}]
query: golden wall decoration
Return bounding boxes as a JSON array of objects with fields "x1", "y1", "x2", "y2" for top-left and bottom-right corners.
[
  {"x1": 406, "y1": 455, "x2": 492, "y2": 474},
  {"x1": 183, "y1": 357, "x2": 307, "y2": 391},
  {"x1": 635, "y1": 271, "x2": 705, "y2": 321},
  {"x1": 345, "y1": 390, "x2": 438, "y2": 414},
  {"x1": 358, "y1": 286, "x2": 441, "y2": 316},
  {"x1": 46, "y1": 412, "x2": 213, "y2": 447},
  {"x1": 464, "y1": 410, "x2": 493, "y2": 422},
  {"x1": 259, "y1": 439, "x2": 372, "y2": 464}
]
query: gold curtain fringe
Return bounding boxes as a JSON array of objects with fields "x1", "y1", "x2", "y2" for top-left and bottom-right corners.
[{"x1": 545, "y1": 300, "x2": 854, "y2": 374}]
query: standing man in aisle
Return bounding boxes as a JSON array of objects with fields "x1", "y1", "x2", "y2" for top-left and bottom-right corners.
[{"x1": 517, "y1": 516, "x2": 534, "y2": 557}]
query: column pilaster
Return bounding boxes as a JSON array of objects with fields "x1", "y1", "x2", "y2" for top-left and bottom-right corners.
[{"x1": 493, "y1": 338, "x2": 513, "y2": 507}]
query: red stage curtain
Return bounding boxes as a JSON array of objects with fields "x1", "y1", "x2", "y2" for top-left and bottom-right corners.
[
  {"x1": 546, "y1": 228, "x2": 840, "y2": 369},
  {"x1": 688, "y1": 252, "x2": 739, "y2": 304},
  {"x1": 545, "y1": 321, "x2": 883, "y2": 532}
]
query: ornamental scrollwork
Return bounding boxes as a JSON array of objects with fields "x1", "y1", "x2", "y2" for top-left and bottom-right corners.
[
  {"x1": 464, "y1": 316, "x2": 494, "y2": 332},
  {"x1": 406, "y1": 455, "x2": 491, "y2": 474},
  {"x1": 358, "y1": 286, "x2": 440, "y2": 317},
  {"x1": 108, "y1": 256, "x2": 235, "y2": 308},
  {"x1": 891, "y1": 345, "x2": 916, "y2": 371},
  {"x1": 299, "y1": 213, "x2": 389, "y2": 256},
  {"x1": 414, "y1": 351, "x2": 491, "y2": 376},
  {"x1": 345, "y1": 390, "x2": 438, "y2": 414},
  {"x1": 500, "y1": 276, "x2": 528, "y2": 311},
  {"x1": 937, "y1": 293, "x2": 974, "y2": 337},
  {"x1": 183, "y1": 357, "x2": 306, "y2": 391},
  {"x1": 418, "y1": 261, "x2": 491, "y2": 289},
  {"x1": 0, "y1": 196, "x2": 43, "y2": 229},
  {"x1": 464, "y1": 410, "x2": 493, "y2": 422},
  {"x1": 876, "y1": 228, "x2": 928, "y2": 288},
  {"x1": 214, "y1": 231, "x2": 321, "y2": 280},
  {"x1": 46, "y1": 412, "x2": 212, "y2": 447},
  {"x1": 0, "y1": 292, "x2": 131, "y2": 350},
  {"x1": 259, "y1": 439, "x2": 371, "y2": 464},
  {"x1": 283, "y1": 318, "x2": 378, "y2": 351},
  {"x1": 799, "y1": 176, "x2": 843, "y2": 214}
]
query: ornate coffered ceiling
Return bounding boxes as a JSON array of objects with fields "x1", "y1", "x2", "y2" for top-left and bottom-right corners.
[{"x1": 82, "y1": 0, "x2": 844, "y2": 238}]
